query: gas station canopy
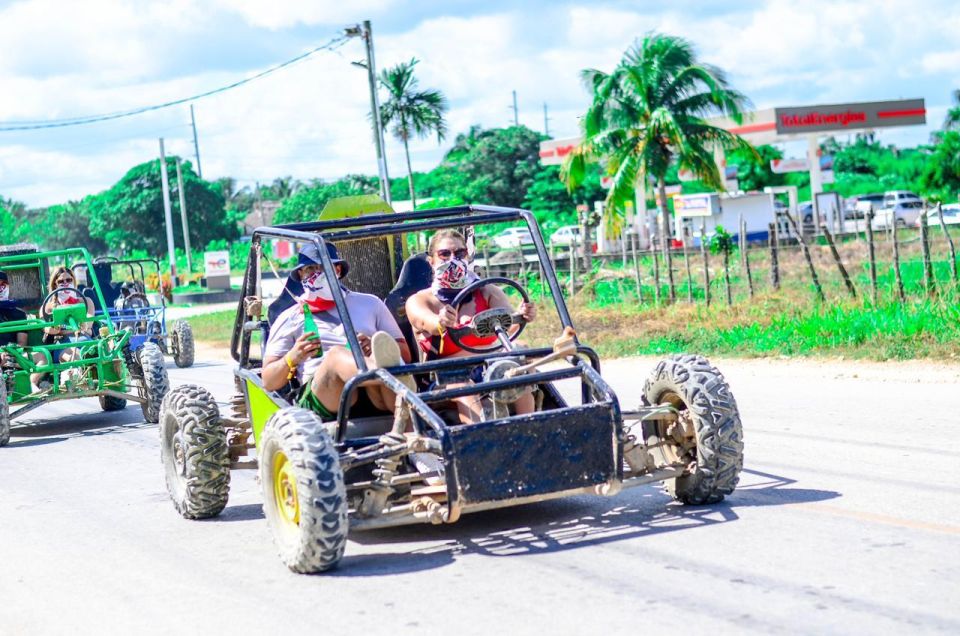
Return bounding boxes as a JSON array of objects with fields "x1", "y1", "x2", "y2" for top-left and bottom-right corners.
[{"x1": 539, "y1": 98, "x2": 926, "y2": 165}]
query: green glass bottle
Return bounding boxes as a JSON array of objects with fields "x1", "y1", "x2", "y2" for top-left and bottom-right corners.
[{"x1": 301, "y1": 303, "x2": 323, "y2": 358}]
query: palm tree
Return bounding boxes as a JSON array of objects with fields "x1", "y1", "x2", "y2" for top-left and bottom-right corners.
[
  {"x1": 944, "y1": 89, "x2": 960, "y2": 132},
  {"x1": 562, "y1": 33, "x2": 752, "y2": 302},
  {"x1": 379, "y1": 58, "x2": 448, "y2": 209}
]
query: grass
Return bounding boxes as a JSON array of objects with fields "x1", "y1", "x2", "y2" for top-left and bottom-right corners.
[{"x1": 185, "y1": 228, "x2": 960, "y2": 361}]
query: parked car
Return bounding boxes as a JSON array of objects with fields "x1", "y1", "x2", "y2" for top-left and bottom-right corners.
[
  {"x1": 872, "y1": 200, "x2": 925, "y2": 230},
  {"x1": 549, "y1": 225, "x2": 581, "y2": 246},
  {"x1": 492, "y1": 227, "x2": 534, "y2": 248},
  {"x1": 883, "y1": 190, "x2": 922, "y2": 208},
  {"x1": 920, "y1": 203, "x2": 960, "y2": 226},
  {"x1": 849, "y1": 193, "x2": 884, "y2": 219}
]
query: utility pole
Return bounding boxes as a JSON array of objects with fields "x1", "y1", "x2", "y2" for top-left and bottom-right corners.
[
  {"x1": 189, "y1": 104, "x2": 203, "y2": 179},
  {"x1": 175, "y1": 157, "x2": 193, "y2": 274},
  {"x1": 346, "y1": 21, "x2": 391, "y2": 204},
  {"x1": 543, "y1": 102, "x2": 550, "y2": 136},
  {"x1": 158, "y1": 139, "x2": 177, "y2": 282},
  {"x1": 511, "y1": 90, "x2": 519, "y2": 126}
]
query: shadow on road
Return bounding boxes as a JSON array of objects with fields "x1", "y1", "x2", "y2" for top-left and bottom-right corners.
[
  {"x1": 10, "y1": 405, "x2": 149, "y2": 440},
  {"x1": 339, "y1": 468, "x2": 840, "y2": 577}
]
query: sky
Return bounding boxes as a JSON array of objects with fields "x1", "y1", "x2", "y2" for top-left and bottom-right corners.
[{"x1": 1, "y1": 0, "x2": 959, "y2": 207}]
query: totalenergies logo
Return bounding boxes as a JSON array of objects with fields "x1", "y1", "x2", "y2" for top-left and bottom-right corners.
[{"x1": 780, "y1": 110, "x2": 867, "y2": 129}]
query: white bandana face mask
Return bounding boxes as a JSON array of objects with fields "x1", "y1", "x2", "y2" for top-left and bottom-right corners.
[{"x1": 301, "y1": 270, "x2": 334, "y2": 302}]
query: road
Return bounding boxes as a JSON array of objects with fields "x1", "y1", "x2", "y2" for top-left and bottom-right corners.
[{"x1": 2, "y1": 355, "x2": 959, "y2": 635}]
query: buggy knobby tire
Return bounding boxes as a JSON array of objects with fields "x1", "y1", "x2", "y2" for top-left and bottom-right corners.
[
  {"x1": 160, "y1": 384, "x2": 230, "y2": 519},
  {"x1": 99, "y1": 394, "x2": 127, "y2": 412},
  {"x1": 643, "y1": 354, "x2": 744, "y2": 505},
  {"x1": 138, "y1": 342, "x2": 169, "y2": 423},
  {"x1": 0, "y1": 381, "x2": 10, "y2": 447},
  {"x1": 260, "y1": 407, "x2": 348, "y2": 574},
  {"x1": 171, "y1": 320, "x2": 195, "y2": 368}
]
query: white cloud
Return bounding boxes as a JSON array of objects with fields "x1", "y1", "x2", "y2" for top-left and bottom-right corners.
[
  {"x1": 2, "y1": 0, "x2": 960, "y2": 207},
  {"x1": 210, "y1": 0, "x2": 397, "y2": 30}
]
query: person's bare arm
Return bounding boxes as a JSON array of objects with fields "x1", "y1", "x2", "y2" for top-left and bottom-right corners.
[
  {"x1": 262, "y1": 333, "x2": 321, "y2": 391},
  {"x1": 406, "y1": 291, "x2": 448, "y2": 335}
]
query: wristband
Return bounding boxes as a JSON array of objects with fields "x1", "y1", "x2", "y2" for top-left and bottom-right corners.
[{"x1": 284, "y1": 353, "x2": 297, "y2": 379}]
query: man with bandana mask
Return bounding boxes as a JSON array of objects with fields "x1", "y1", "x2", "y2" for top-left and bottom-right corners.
[
  {"x1": 0, "y1": 271, "x2": 29, "y2": 348},
  {"x1": 262, "y1": 242, "x2": 413, "y2": 421},
  {"x1": 405, "y1": 229, "x2": 537, "y2": 423}
]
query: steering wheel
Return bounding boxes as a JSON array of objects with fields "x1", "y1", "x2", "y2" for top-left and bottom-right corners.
[
  {"x1": 446, "y1": 277, "x2": 530, "y2": 354},
  {"x1": 39, "y1": 287, "x2": 86, "y2": 323},
  {"x1": 123, "y1": 293, "x2": 150, "y2": 310}
]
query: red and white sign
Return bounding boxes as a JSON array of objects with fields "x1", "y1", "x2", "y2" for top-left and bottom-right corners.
[
  {"x1": 204, "y1": 250, "x2": 230, "y2": 277},
  {"x1": 600, "y1": 175, "x2": 614, "y2": 189},
  {"x1": 538, "y1": 137, "x2": 580, "y2": 166},
  {"x1": 771, "y1": 155, "x2": 834, "y2": 173}
]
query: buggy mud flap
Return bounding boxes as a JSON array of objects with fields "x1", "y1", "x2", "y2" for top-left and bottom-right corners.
[{"x1": 447, "y1": 402, "x2": 619, "y2": 505}]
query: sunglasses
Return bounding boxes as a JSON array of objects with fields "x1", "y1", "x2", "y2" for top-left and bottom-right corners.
[
  {"x1": 56, "y1": 278, "x2": 74, "y2": 285},
  {"x1": 434, "y1": 248, "x2": 469, "y2": 260}
]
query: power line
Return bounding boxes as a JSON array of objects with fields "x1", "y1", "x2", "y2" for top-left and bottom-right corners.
[{"x1": 0, "y1": 34, "x2": 349, "y2": 132}]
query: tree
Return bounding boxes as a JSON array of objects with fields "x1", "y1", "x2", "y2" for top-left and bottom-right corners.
[
  {"x1": 86, "y1": 158, "x2": 233, "y2": 255},
  {"x1": 944, "y1": 89, "x2": 960, "y2": 132},
  {"x1": 33, "y1": 201, "x2": 109, "y2": 253},
  {"x1": 728, "y1": 144, "x2": 783, "y2": 192},
  {"x1": 379, "y1": 58, "x2": 448, "y2": 209},
  {"x1": 273, "y1": 176, "x2": 376, "y2": 224},
  {"x1": 562, "y1": 32, "x2": 752, "y2": 302},
  {"x1": 440, "y1": 125, "x2": 546, "y2": 208},
  {"x1": 920, "y1": 130, "x2": 960, "y2": 201}
]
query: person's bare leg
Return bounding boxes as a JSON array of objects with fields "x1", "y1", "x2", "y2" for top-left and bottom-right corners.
[
  {"x1": 512, "y1": 391, "x2": 535, "y2": 415},
  {"x1": 309, "y1": 347, "x2": 358, "y2": 413},
  {"x1": 453, "y1": 392, "x2": 484, "y2": 424}
]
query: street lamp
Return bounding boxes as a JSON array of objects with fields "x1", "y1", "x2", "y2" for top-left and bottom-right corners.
[{"x1": 344, "y1": 20, "x2": 391, "y2": 205}]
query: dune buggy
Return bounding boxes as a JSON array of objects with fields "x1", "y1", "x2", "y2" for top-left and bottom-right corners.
[
  {"x1": 73, "y1": 257, "x2": 195, "y2": 367},
  {"x1": 158, "y1": 201, "x2": 744, "y2": 573},
  {"x1": 0, "y1": 246, "x2": 170, "y2": 446}
]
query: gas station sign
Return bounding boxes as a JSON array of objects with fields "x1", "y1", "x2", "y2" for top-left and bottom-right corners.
[{"x1": 775, "y1": 99, "x2": 925, "y2": 135}]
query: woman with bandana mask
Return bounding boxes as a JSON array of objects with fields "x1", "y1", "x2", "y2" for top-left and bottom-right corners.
[
  {"x1": 406, "y1": 229, "x2": 537, "y2": 423},
  {"x1": 40, "y1": 266, "x2": 95, "y2": 364}
]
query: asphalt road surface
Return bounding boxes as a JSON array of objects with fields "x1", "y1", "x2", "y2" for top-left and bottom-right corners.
[{"x1": 2, "y1": 355, "x2": 959, "y2": 635}]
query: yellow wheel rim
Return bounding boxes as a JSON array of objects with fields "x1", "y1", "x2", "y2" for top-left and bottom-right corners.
[{"x1": 272, "y1": 450, "x2": 300, "y2": 528}]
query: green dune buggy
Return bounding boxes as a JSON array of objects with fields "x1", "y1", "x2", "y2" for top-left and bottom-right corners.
[{"x1": 0, "y1": 245, "x2": 170, "y2": 446}]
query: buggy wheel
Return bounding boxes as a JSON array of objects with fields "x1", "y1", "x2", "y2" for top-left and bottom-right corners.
[
  {"x1": 643, "y1": 354, "x2": 743, "y2": 505},
  {"x1": 99, "y1": 394, "x2": 127, "y2": 412},
  {"x1": 138, "y1": 342, "x2": 169, "y2": 423},
  {"x1": 260, "y1": 407, "x2": 348, "y2": 573},
  {"x1": 160, "y1": 384, "x2": 230, "y2": 518},
  {"x1": 0, "y1": 382, "x2": 10, "y2": 447},
  {"x1": 171, "y1": 320, "x2": 195, "y2": 368}
]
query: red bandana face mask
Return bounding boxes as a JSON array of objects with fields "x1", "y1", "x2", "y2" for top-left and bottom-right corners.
[
  {"x1": 300, "y1": 271, "x2": 336, "y2": 313},
  {"x1": 56, "y1": 289, "x2": 82, "y2": 305}
]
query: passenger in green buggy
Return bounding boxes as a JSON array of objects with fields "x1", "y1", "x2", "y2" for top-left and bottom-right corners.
[
  {"x1": 0, "y1": 270, "x2": 29, "y2": 348},
  {"x1": 262, "y1": 243, "x2": 415, "y2": 421}
]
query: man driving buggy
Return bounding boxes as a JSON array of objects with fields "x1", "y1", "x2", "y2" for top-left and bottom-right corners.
[
  {"x1": 0, "y1": 270, "x2": 29, "y2": 348},
  {"x1": 262, "y1": 243, "x2": 414, "y2": 421}
]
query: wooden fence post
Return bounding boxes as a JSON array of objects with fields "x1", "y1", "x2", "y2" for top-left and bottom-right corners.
[
  {"x1": 865, "y1": 210, "x2": 878, "y2": 305},
  {"x1": 821, "y1": 224, "x2": 856, "y2": 298},
  {"x1": 570, "y1": 233, "x2": 578, "y2": 296},
  {"x1": 769, "y1": 222, "x2": 780, "y2": 290},
  {"x1": 785, "y1": 212, "x2": 825, "y2": 302},
  {"x1": 700, "y1": 218, "x2": 711, "y2": 307},
  {"x1": 936, "y1": 202, "x2": 959, "y2": 284},
  {"x1": 631, "y1": 233, "x2": 643, "y2": 302},
  {"x1": 722, "y1": 247, "x2": 732, "y2": 306},
  {"x1": 891, "y1": 215, "x2": 906, "y2": 303},
  {"x1": 739, "y1": 214, "x2": 754, "y2": 299},
  {"x1": 683, "y1": 226, "x2": 694, "y2": 302},
  {"x1": 919, "y1": 208, "x2": 935, "y2": 296},
  {"x1": 651, "y1": 243, "x2": 661, "y2": 305}
]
